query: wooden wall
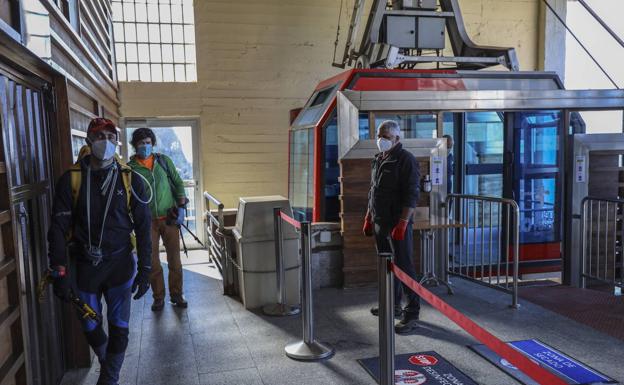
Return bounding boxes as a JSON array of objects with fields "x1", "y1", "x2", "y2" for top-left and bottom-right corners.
[
  {"x1": 340, "y1": 157, "x2": 430, "y2": 287},
  {"x1": 0, "y1": 1, "x2": 121, "y2": 382}
]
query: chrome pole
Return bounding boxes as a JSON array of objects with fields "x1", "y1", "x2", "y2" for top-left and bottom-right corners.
[
  {"x1": 512, "y1": 203, "x2": 520, "y2": 309},
  {"x1": 378, "y1": 247, "x2": 395, "y2": 385},
  {"x1": 263, "y1": 208, "x2": 300, "y2": 316},
  {"x1": 580, "y1": 199, "x2": 587, "y2": 289},
  {"x1": 285, "y1": 221, "x2": 334, "y2": 361}
]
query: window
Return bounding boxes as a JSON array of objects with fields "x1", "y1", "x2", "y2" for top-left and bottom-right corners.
[{"x1": 112, "y1": 0, "x2": 197, "y2": 82}]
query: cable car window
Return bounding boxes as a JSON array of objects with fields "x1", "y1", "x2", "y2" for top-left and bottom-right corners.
[
  {"x1": 464, "y1": 111, "x2": 504, "y2": 198},
  {"x1": 311, "y1": 88, "x2": 333, "y2": 107},
  {"x1": 373, "y1": 112, "x2": 436, "y2": 138}
]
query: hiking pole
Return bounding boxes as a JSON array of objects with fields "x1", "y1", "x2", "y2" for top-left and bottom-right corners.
[
  {"x1": 180, "y1": 222, "x2": 205, "y2": 248},
  {"x1": 179, "y1": 225, "x2": 189, "y2": 258}
]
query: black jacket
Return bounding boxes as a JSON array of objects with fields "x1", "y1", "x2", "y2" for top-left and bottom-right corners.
[
  {"x1": 48, "y1": 156, "x2": 152, "y2": 270},
  {"x1": 368, "y1": 142, "x2": 420, "y2": 230}
]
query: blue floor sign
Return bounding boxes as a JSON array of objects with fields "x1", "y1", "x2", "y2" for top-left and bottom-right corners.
[{"x1": 470, "y1": 339, "x2": 615, "y2": 385}]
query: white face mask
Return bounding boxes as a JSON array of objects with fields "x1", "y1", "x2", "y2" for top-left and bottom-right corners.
[
  {"x1": 377, "y1": 137, "x2": 394, "y2": 152},
  {"x1": 91, "y1": 139, "x2": 117, "y2": 161}
]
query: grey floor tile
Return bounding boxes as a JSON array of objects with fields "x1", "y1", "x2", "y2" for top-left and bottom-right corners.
[{"x1": 199, "y1": 368, "x2": 264, "y2": 385}]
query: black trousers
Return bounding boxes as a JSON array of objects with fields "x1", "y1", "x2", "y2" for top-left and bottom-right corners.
[{"x1": 375, "y1": 222, "x2": 421, "y2": 316}]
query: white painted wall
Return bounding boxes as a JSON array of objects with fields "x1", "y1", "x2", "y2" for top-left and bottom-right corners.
[{"x1": 120, "y1": 0, "x2": 542, "y2": 208}]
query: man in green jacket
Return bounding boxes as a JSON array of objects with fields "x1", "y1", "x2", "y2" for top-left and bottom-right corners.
[{"x1": 128, "y1": 128, "x2": 188, "y2": 311}]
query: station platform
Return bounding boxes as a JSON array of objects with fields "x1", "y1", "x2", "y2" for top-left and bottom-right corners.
[{"x1": 61, "y1": 250, "x2": 624, "y2": 385}]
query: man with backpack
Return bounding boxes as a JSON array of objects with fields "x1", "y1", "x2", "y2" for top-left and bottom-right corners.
[
  {"x1": 128, "y1": 127, "x2": 188, "y2": 311},
  {"x1": 48, "y1": 118, "x2": 152, "y2": 385}
]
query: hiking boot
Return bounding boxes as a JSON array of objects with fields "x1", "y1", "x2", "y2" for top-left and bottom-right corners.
[
  {"x1": 370, "y1": 306, "x2": 403, "y2": 319},
  {"x1": 151, "y1": 299, "x2": 164, "y2": 311},
  {"x1": 170, "y1": 294, "x2": 188, "y2": 308},
  {"x1": 394, "y1": 313, "x2": 419, "y2": 335}
]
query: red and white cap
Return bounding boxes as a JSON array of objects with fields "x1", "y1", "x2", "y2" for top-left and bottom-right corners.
[{"x1": 87, "y1": 117, "x2": 117, "y2": 137}]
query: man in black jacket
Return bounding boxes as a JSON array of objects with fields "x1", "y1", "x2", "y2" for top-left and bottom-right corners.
[
  {"x1": 363, "y1": 120, "x2": 421, "y2": 334},
  {"x1": 47, "y1": 118, "x2": 152, "y2": 385}
]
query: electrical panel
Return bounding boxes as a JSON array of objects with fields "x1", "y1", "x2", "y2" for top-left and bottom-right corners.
[
  {"x1": 385, "y1": 15, "x2": 446, "y2": 50},
  {"x1": 396, "y1": 0, "x2": 437, "y2": 10}
]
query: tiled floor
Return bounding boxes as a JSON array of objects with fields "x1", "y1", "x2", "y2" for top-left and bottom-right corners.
[{"x1": 61, "y1": 250, "x2": 624, "y2": 385}]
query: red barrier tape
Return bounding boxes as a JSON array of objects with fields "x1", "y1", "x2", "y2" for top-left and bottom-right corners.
[
  {"x1": 390, "y1": 262, "x2": 567, "y2": 385},
  {"x1": 279, "y1": 211, "x2": 302, "y2": 230}
]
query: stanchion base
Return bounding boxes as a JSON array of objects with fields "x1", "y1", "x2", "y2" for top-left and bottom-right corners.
[
  {"x1": 420, "y1": 273, "x2": 454, "y2": 295},
  {"x1": 285, "y1": 340, "x2": 334, "y2": 361},
  {"x1": 262, "y1": 303, "x2": 301, "y2": 317}
]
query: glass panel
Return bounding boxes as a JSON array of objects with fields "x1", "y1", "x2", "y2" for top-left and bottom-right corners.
[
  {"x1": 163, "y1": 64, "x2": 174, "y2": 81},
  {"x1": 135, "y1": 3, "x2": 147, "y2": 22},
  {"x1": 289, "y1": 128, "x2": 314, "y2": 222},
  {"x1": 125, "y1": 24, "x2": 137, "y2": 42},
  {"x1": 161, "y1": 24, "x2": 172, "y2": 43},
  {"x1": 127, "y1": 64, "x2": 139, "y2": 81},
  {"x1": 159, "y1": 3, "x2": 171, "y2": 22},
  {"x1": 161, "y1": 44, "x2": 173, "y2": 62},
  {"x1": 172, "y1": 25, "x2": 184, "y2": 43},
  {"x1": 173, "y1": 44, "x2": 185, "y2": 62},
  {"x1": 136, "y1": 23, "x2": 148, "y2": 42},
  {"x1": 442, "y1": 112, "x2": 456, "y2": 194},
  {"x1": 147, "y1": 4, "x2": 159, "y2": 22},
  {"x1": 139, "y1": 63, "x2": 151, "y2": 81},
  {"x1": 148, "y1": 24, "x2": 161, "y2": 43},
  {"x1": 151, "y1": 63, "x2": 163, "y2": 81},
  {"x1": 323, "y1": 114, "x2": 339, "y2": 222},
  {"x1": 149, "y1": 44, "x2": 162, "y2": 62},
  {"x1": 123, "y1": 3, "x2": 135, "y2": 22},
  {"x1": 185, "y1": 45, "x2": 196, "y2": 62},
  {"x1": 174, "y1": 64, "x2": 185, "y2": 81},
  {"x1": 514, "y1": 110, "x2": 561, "y2": 244},
  {"x1": 185, "y1": 64, "x2": 196, "y2": 81},
  {"x1": 125, "y1": 43, "x2": 138, "y2": 62},
  {"x1": 115, "y1": 43, "x2": 126, "y2": 62},
  {"x1": 183, "y1": 4, "x2": 194, "y2": 23},
  {"x1": 184, "y1": 25, "x2": 195, "y2": 44},
  {"x1": 359, "y1": 112, "x2": 370, "y2": 139},
  {"x1": 171, "y1": 4, "x2": 183, "y2": 23},
  {"x1": 137, "y1": 44, "x2": 149, "y2": 61},
  {"x1": 117, "y1": 63, "x2": 127, "y2": 81},
  {"x1": 374, "y1": 112, "x2": 436, "y2": 138},
  {"x1": 464, "y1": 111, "x2": 504, "y2": 197},
  {"x1": 113, "y1": 22, "x2": 124, "y2": 41}
]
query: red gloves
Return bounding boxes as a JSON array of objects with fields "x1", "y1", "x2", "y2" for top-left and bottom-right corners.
[
  {"x1": 363, "y1": 216, "x2": 373, "y2": 237},
  {"x1": 391, "y1": 219, "x2": 409, "y2": 240}
]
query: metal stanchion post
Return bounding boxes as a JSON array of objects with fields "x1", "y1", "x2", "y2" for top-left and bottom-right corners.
[
  {"x1": 263, "y1": 208, "x2": 300, "y2": 316},
  {"x1": 285, "y1": 221, "x2": 334, "y2": 361},
  {"x1": 378, "y1": 250, "x2": 395, "y2": 385}
]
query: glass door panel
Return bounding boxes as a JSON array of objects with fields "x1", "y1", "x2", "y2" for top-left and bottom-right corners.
[
  {"x1": 464, "y1": 112, "x2": 504, "y2": 197},
  {"x1": 126, "y1": 125, "x2": 200, "y2": 246},
  {"x1": 513, "y1": 111, "x2": 561, "y2": 245}
]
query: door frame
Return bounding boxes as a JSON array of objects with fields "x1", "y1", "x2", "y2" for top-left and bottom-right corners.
[{"x1": 121, "y1": 117, "x2": 204, "y2": 246}]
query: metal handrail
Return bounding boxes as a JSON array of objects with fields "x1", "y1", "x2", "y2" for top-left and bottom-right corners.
[
  {"x1": 445, "y1": 193, "x2": 520, "y2": 308},
  {"x1": 580, "y1": 196, "x2": 624, "y2": 291},
  {"x1": 204, "y1": 191, "x2": 229, "y2": 294}
]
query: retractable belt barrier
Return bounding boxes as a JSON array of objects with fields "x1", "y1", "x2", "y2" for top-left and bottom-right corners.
[
  {"x1": 270, "y1": 210, "x2": 334, "y2": 361},
  {"x1": 388, "y1": 260, "x2": 567, "y2": 385}
]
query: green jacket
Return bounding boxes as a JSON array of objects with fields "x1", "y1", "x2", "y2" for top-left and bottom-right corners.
[{"x1": 128, "y1": 153, "x2": 186, "y2": 218}]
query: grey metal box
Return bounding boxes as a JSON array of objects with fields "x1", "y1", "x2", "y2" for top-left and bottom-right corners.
[
  {"x1": 399, "y1": 0, "x2": 437, "y2": 10},
  {"x1": 386, "y1": 16, "x2": 417, "y2": 48},
  {"x1": 417, "y1": 17, "x2": 445, "y2": 49}
]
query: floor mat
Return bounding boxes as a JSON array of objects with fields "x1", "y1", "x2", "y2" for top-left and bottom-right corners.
[
  {"x1": 358, "y1": 351, "x2": 478, "y2": 385},
  {"x1": 520, "y1": 285, "x2": 624, "y2": 341},
  {"x1": 470, "y1": 339, "x2": 616, "y2": 385}
]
